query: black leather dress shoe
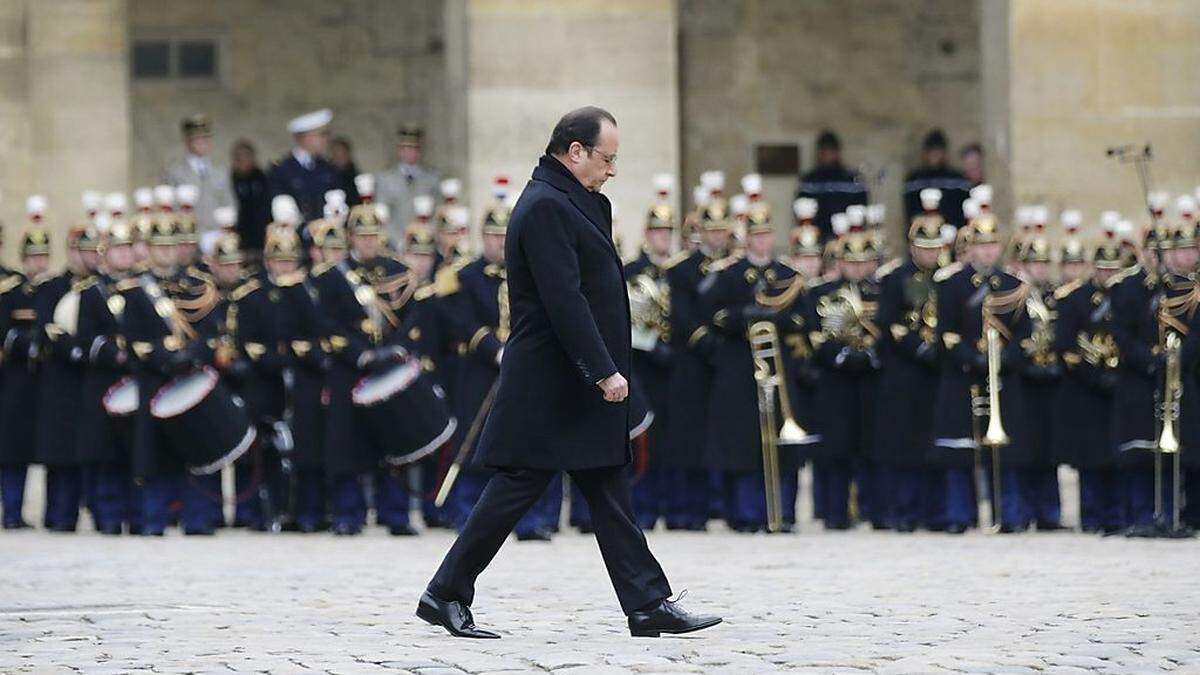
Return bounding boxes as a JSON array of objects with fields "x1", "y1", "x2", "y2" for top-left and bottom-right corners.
[
  {"x1": 332, "y1": 523, "x2": 362, "y2": 536},
  {"x1": 416, "y1": 591, "x2": 500, "y2": 639},
  {"x1": 628, "y1": 594, "x2": 722, "y2": 638},
  {"x1": 3, "y1": 519, "x2": 32, "y2": 530},
  {"x1": 98, "y1": 523, "x2": 124, "y2": 536},
  {"x1": 945, "y1": 522, "x2": 968, "y2": 535},
  {"x1": 389, "y1": 523, "x2": 419, "y2": 536},
  {"x1": 183, "y1": 526, "x2": 215, "y2": 536},
  {"x1": 1037, "y1": 521, "x2": 1065, "y2": 532}
]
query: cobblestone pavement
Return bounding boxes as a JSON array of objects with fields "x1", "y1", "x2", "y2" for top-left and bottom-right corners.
[{"x1": 3, "y1": 516, "x2": 1198, "y2": 674}]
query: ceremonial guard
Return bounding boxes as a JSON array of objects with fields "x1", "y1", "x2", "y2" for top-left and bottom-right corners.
[
  {"x1": 1054, "y1": 223, "x2": 1126, "y2": 533},
  {"x1": 0, "y1": 205, "x2": 52, "y2": 530},
  {"x1": 34, "y1": 227, "x2": 92, "y2": 531},
  {"x1": 623, "y1": 176, "x2": 677, "y2": 529},
  {"x1": 931, "y1": 212, "x2": 1031, "y2": 533},
  {"x1": 208, "y1": 233, "x2": 286, "y2": 530},
  {"x1": 1014, "y1": 219, "x2": 1064, "y2": 531},
  {"x1": 701, "y1": 202, "x2": 804, "y2": 531},
  {"x1": 315, "y1": 202, "x2": 417, "y2": 535},
  {"x1": 806, "y1": 221, "x2": 883, "y2": 530},
  {"x1": 664, "y1": 199, "x2": 733, "y2": 530},
  {"x1": 871, "y1": 190, "x2": 946, "y2": 531},
  {"x1": 432, "y1": 179, "x2": 470, "y2": 272},
  {"x1": 76, "y1": 220, "x2": 138, "y2": 534}
]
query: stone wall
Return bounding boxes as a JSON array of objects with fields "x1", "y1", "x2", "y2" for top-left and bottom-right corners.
[
  {"x1": 128, "y1": 0, "x2": 458, "y2": 191},
  {"x1": 679, "y1": 0, "x2": 982, "y2": 243}
]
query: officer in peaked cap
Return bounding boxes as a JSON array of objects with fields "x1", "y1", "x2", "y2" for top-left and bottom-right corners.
[{"x1": 269, "y1": 109, "x2": 340, "y2": 223}]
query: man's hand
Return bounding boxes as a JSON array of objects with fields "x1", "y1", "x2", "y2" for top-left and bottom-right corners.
[{"x1": 597, "y1": 372, "x2": 628, "y2": 403}]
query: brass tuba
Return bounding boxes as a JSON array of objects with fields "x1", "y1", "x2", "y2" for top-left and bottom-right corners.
[{"x1": 749, "y1": 320, "x2": 814, "y2": 532}]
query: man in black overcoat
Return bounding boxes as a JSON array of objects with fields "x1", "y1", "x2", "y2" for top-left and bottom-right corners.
[{"x1": 418, "y1": 107, "x2": 720, "y2": 639}]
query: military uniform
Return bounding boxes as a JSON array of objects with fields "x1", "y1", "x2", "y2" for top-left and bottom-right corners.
[
  {"x1": 795, "y1": 164, "x2": 869, "y2": 241},
  {"x1": 663, "y1": 205, "x2": 731, "y2": 530},
  {"x1": 931, "y1": 215, "x2": 1032, "y2": 532},
  {"x1": 871, "y1": 208, "x2": 944, "y2": 531}
]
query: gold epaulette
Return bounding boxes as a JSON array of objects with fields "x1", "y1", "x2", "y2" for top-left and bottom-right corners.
[
  {"x1": 415, "y1": 282, "x2": 437, "y2": 301},
  {"x1": 873, "y1": 257, "x2": 904, "y2": 281},
  {"x1": 0, "y1": 275, "x2": 24, "y2": 295},
  {"x1": 662, "y1": 250, "x2": 690, "y2": 270},
  {"x1": 187, "y1": 265, "x2": 213, "y2": 282},
  {"x1": 1105, "y1": 264, "x2": 1141, "y2": 289},
  {"x1": 933, "y1": 261, "x2": 964, "y2": 283},
  {"x1": 311, "y1": 261, "x2": 336, "y2": 277},
  {"x1": 231, "y1": 279, "x2": 262, "y2": 302},
  {"x1": 71, "y1": 275, "x2": 98, "y2": 293},
  {"x1": 434, "y1": 260, "x2": 466, "y2": 297},
  {"x1": 1053, "y1": 278, "x2": 1084, "y2": 300},
  {"x1": 274, "y1": 270, "x2": 306, "y2": 288},
  {"x1": 114, "y1": 277, "x2": 141, "y2": 292},
  {"x1": 707, "y1": 253, "x2": 743, "y2": 274}
]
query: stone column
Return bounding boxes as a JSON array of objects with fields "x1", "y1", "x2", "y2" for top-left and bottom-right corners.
[
  {"x1": 0, "y1": 0, "x2": 129, "y2": 263},
  {"x1": 463, "y1": 0, "x2": 680, "y2": 255},
  {"x1": 981, "y1": 0, "x2": 1200, "y2": 228}
]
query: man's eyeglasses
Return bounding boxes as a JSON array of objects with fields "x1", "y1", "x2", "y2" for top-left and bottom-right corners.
[{"x1": 585, "y1": 146, "x2": 617, "y2": 166}]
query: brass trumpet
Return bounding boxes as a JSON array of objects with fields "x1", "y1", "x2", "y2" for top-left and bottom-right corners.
[{"x1": 749, "y1": 320, "x2": 814, "y2": 532}]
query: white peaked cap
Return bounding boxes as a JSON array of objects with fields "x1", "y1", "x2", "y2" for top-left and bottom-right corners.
[
  {"x1": 969, "y1": 183, "x2": 993, "y2": 206},
  {"x1": 867, "y1": 204, "x2": 886, "y2": 225},
  {"x1": 740, "y1": 173, "x2": 763, "y2": 196},
  {"x1": 176, "y1": 184, "x2": 199, "y2": 207},
  {"x1": 729, "y1": 194, "x2": 749, "y2": 216},
  {"x1": 652, "y1": 173, "x2": 674, "y2": 195},
  {"x1": 845, "y1": 204, "x2": 866, "y2": 227},
  {"x1": 940, "y1": 224, "x2": 958, "y2": 246},
  {"x1": 82, "y1": 191, "x2": 103, "y2": 212},
  {"x1": 354, "y1": 174, "x2": 375, "y2": 198},
  {"x1": 271, "y1": 194, "x2": 300, "y2": 225},
  {"x1": 831, "y1": 212, "x2": 850, "y2": 236},
  {"x1": 491, "y1": 176, "x2": 510, "y2": 199},
  {"x1": 693, "y1": 185, "x2": 710, "y2": 208},
  {"x1": 413, "y1": 194, "x2": 435, "y2": 218},
  {"x1": 104, "y1": 192, "x2": 127, "y2": 214},
  {"x1": 93, "y1": 212, "x2": 113, "y2": 234},
  {"x1": 1100, "y1": 210, "x2": 1121, "y2": 232},
  {"x1": 375, "y1": 203, "x2": 390, "y2": 223},
  {"x1": 793, "y1": 197, "x2": 818, "y2": 220},
  {"x1": 133, "y1": 187, "x2": 154, "y2": 209},
  {"x1": 962, "y1": 198, "x2": 981, "y2": 221},
  {"x1": 213, "y1": 206, "x2": 237, "y2": 229},
  {"x1": 919, "y1": 188, "x2": 942, "y2": 211},
  {"x1": 287, "y1": 108, "x2": 332, "y2": 134},
  {"x1": 154, "y1": 185, "x2": 175, "y2": 207},
  {"x1": 1148, "y1": 191, "x2": 1169, "y2": 211},
  {"x1": 1177, "y1": 195, "x2": 1196, "y2": 215},
  {"x1": 26, "y1": 194, "x2": 47, "y2": 216},
  {"x1": 700, "y1": 170, "x2": 725, "y2": 192},
  {"x1": 1115, "y1": 220, "x2": 1135, "y2": 240},
  {"x1": 324, "y1": 189, "x2": 346, "y2": 208},
  {"x1": 1060, "y1": 209, "x2": 1083, "y2": 230},
  {"x1": 447, "y1": 204, "x2": 470, "y2": 229},
  {"x1": 440, "y1": 178, "x2": 462, "y2": 199},
  {"x1": 1028, "y1": 205, "x2": 1049, "y2": 225}
]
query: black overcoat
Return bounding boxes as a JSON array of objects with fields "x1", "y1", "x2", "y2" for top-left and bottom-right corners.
[{"x1": 475, "y1": 156, "x2": 631, "y2": 471}]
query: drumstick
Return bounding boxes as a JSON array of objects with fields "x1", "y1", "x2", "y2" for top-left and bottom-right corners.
[{"x1": 434, "y1": 379, "x2": 500, "y2": 508}]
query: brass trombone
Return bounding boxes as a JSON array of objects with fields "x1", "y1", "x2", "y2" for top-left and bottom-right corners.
[
  {"x1": 1155, "y1": 330, "x2": 1182, "y2": 531},
  {"x1": 970, "y1": 323, "x2": 1010, "y2": 532},
  {"x1": 749, "y1": 320, "x2": 815, "y2": 532}
]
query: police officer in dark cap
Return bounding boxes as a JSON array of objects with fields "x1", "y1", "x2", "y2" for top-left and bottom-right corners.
[
  {"x1": 796, "y1": 130, "x2": 869, "y2": 242},
  {"x1": 903, "y1": 129, "x2": 972, "y2": 228}
]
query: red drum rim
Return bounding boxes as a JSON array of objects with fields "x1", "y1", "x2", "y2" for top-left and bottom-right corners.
[
  {"x1": 149, "y1": 366, "x2": 220, "y2": 419},
  {"x1": 629, "y1": 410, "x2": 655, "y2": 441},
  {"x1": 351, "y1": 358, "x2": 422, "y2": 407},
  {"x1": 187, "y1": 426, "x2": 257, "y2": 476},
  {"x1": 102, "y1": 376, "x2": 139, "y2": 417},
  {"x1": 383, "y1": 417, "x2": 458, "y2": 467}
]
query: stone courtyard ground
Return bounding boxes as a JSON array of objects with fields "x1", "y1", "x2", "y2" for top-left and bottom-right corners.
[{"x1": 3, "y1": 517, "x2": 1198, "y2": 674}]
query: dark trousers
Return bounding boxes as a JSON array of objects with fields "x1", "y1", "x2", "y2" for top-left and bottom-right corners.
[
  {"x1": 1028, "y1": 465, "x2": 1062, "y2": 526},
  {"x1": 1, "y1": 464, "x2": 28, "y2": 525},
  {"x1": 375, "y1": 467, "x2": 412, "y2": 528},
  {"x1": 428, "y1": 465, "x2": 672, "y2": 615},
  {"x1": 44, "y1": 466, "x2": 83, "y2": 529},
  {"x1": 663, "y1": 467, "x2": 708, "y2": 529},
  {"x1": 885, "y1": 466, "x2": 924, "y2": 528},
  {"x1": 446, "y1": 471, "x2": 489, "y2": 530},
  {"x1": 294, "y1": 468, "x2": 326, "y2": 529},
  {"x1": 330, "y1": 474, "x2": 367, "y2": 528},
  {"x1": 1079, "y1": 466, "x2": 1125, "y2": 530},
  {"x1": 940, "y1": 466, "x2": 977, "y2": 528},
  {"x1": 89, "y1": 463, "x2": 134, "y2": 530},
  {"x1": 813, "y1": 459, "x2": 851, "y2": 528},
  {"x1": 518, "y1": 472, "x2": 562, "y2": 534},
  {"x1": 181, "y1": 473, "x2": 223, "y2": 531}
]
